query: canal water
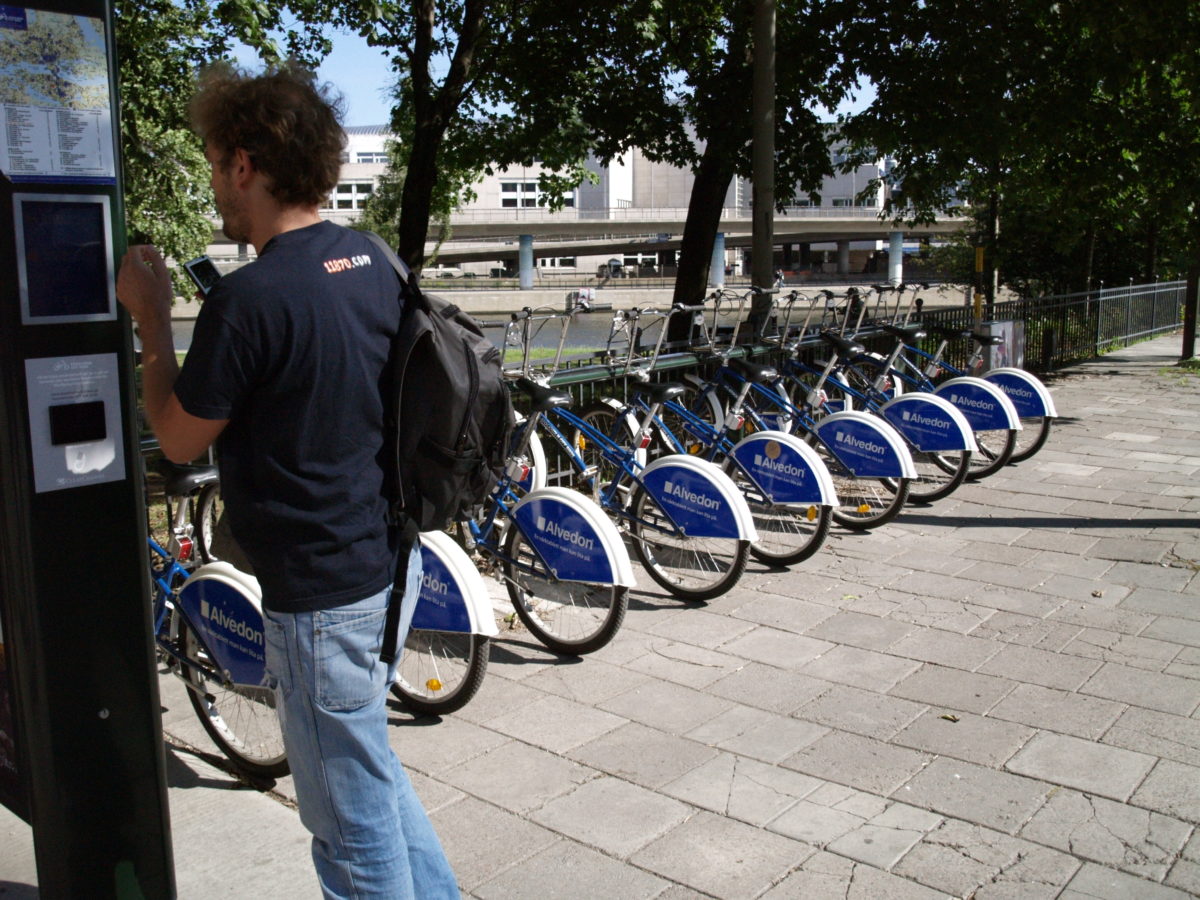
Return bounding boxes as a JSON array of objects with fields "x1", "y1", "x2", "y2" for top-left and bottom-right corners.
[{"x1": 171, "y1": 309, "x2": 636, "y2": 355}]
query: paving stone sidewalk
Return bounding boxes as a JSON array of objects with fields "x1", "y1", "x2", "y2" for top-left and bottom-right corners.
[{"x1": 5, "y1": 332, "x2": 1199, "y2": 898}]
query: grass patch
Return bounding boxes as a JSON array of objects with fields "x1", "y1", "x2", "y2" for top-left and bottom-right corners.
[{"x1": 503, "y1": 346, "x2": 600, "y2": 364}]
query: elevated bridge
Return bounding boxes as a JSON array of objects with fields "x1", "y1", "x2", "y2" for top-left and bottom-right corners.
[{"x1": 211, "y1": 205, "x2": 967, "y2": 283}]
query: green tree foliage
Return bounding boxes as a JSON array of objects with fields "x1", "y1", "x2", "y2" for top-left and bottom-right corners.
[
  {"x1": 115, "y1": 0, "x2": 320, "y2": 294},
  {"x1": 842, "y1": 0, "x2": 1200, "y2": 299}
]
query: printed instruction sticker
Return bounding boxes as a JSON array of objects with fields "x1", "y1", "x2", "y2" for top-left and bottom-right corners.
[{"x1": 24, "y1": 354, "x2": 125, "y2": 492}]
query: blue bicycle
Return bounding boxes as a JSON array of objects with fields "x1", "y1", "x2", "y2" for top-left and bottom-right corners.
[
  {"x1": 575, "y1": 306, "x2": 837, "y2": 566},
  {"x1": 150, "y1": 460, "x2": 287, "y2": 778},
  {"x1": 505, "y1": 307, "x2": 758, "y2": 601}
]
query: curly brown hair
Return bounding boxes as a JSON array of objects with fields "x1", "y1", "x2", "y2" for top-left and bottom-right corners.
[{"x1": 190, "y1": 61, "x2": 346, "y2": 207}]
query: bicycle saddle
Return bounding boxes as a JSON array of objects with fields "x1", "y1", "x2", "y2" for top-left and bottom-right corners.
[
  {"x1": 640, "y1": 381, "x2": 687, "y2": 404},
  {"x1": 155, "y1": 458, "x2": 219, "y2": 495},
  {"x1": 515, "y1": 377, "x2": 573, "y2": 411},
  {"x1": 879, "y1": 323, "x2": 926, "y2": 342},
  {"x1": 818, "y1": 331, "x2": 865, "y2": 358},
  {"x1": 728, "y1": 357, "x2": 778, "y2": 384}
]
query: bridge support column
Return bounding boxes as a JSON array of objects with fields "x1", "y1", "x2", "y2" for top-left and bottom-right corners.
[
  {"x1": 837, "y1": 240, "x2": 850, "y2": 275},
  {"x1": 888, "y1": 230, "x2": 904, "y2": 286},
  {"x1": 519, "y1": 234, "x2": 534, "y2": 289},
  {"x1": 710, "y1": 232, "x2": 726, "y2": 287}
]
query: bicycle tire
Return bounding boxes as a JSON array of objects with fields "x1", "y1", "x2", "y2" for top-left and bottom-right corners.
[
  {"x1": 654, "y1": 382, "x2": 721, "y2": 456},
  {"x1": 503, "y1": 523, "x2": 627, "y2": 654},
  {"x1": 812, "y1": 442, "x2": 910, "y2": 529},
  {"x1": 720, "y1": 457, "x2": 831, "y2": 566},
  {"x1": 890, "y1": 448, "x2": 971, "y2": 504},
  {"x1": 574, "y1": 401, "x2": 629, "y2": 487},
  {"x1": 391, "y1": 630, "x2": 489, "y2": 715},
  {"x1": 1010, "y1": 416, "x2": 1052, "y2": 462},
  {"x1": 194, "y1": 482, "x2": 223, "y2": 563},
  {"x1": 966, "y1": 427, "x2": 1017, "y2": 480},
  {"x1": 629, "y1": 484, "x2": 750, "y2": 600},
  {"x1": 180, "y1": 620, "x2": 288, "y2": 778}
]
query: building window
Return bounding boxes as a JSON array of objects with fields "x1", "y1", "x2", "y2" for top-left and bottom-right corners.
[
  {"x1": 537, "y1": 257, "x2": 577, "y2": 268},
  {"x1": 323, "y1": 181, "x2": 375, "y2": 211},
  {"x1": 832, "y1": 198, "x2": 852, "y2": 207},
  {"x1": 355, "y1": 151, "x2": 389, "y2": 164},
  {"x1": 500, "y1": 180, "x2": 575, "y2": 209}
]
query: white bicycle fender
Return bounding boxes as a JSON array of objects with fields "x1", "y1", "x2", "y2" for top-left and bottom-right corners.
[
  {"x1": 596, "y1": 395, "x2": 648, "y2": 466},
  {"x1": 415, "y1": 530, "x2": 499, "y2": 637},
  {"x1": 815, "y1": 410, "x2": 919, "y2": 479},
  {"x1": 511, "y1": 486, "x2": 636, "y2": 587},
  {"x1": 638, "y1": 454, "x2": 758, "y2": 542},
  {"x1": 514, "y1": 412, "x2": 548, "y2": 491},
  {"x1": 179, "y1": 563, "x2": 266, "y2": 688},
  {"x1": 878, "y1": 393, "x2": 978, "y2": 453},
  {"x1": 982, "y1": 367, "x2": 1058, "y2": 418},
  {"x1": 729, "y1": 430, "x2": 839, "y2": 506},
  {"x1": 934, "y1": 377, "x2": 1022, "y2": 431}
]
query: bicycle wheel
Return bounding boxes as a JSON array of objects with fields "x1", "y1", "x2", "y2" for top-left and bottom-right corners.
[
  {"x1": 721, "y1": 457, "x2": 831, "y2": 566},
  {"x1": 966, "y1": 428, "x2": 1017, "y2": 479},
  {"x1": 815, "y1": 445, "x2": 910, "y2": 530},
  {"x1": 503, "y1": 523, "x2": 627, "y2": 654},
  {"x1": 654, "y1": 382, "x2": 721, "y2": 456},
  {"x1": 629, "y1": 484, "x2": 750, "y2": 600},
  {"x1": 891, "y1": 448, "x2": 971, "y2": 504},
  {"x1": 1010, "y1": 416, "x2": 1052, "y2": 462},
  {"x1": 574, "y1": 401, "x2": 630, "y2": 486},
  {"x1": 180, "y1": 620, "x2": 288, "y2": 778},
  {"x1": 392, "y1": 630, "x2": 489, "y2": 715},
  {"x1": 194, "y1": 482, "x2": 223, "y2": 563}
]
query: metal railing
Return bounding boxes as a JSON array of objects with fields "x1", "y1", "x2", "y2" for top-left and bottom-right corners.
[{"x1": 903, "y1": 280, "x2": 1186, "y2": 374}]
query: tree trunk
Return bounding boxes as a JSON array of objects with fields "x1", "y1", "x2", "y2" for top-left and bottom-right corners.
[
  {"x1": 397, "y1": 117, "x2": 442, "y2": 269},
  {"x1": 1184, "y1": 216, "x2": 1200, "y2": 361},
  {"x1": 394, "y1": 0, "x2": 489, "y2": 270},
  {"x1": 668, "y1": 143, "x2": 736, "y2": 343},
  {"x1": 985, "y1": 190, "x2": 999, "y2": 317},
  {"x1": 1082, "y1": 223, "x2": 1096, "y2": 295},
  {"x1": 1144, "y1": 218, "x2": 1159, "y2": 283}
]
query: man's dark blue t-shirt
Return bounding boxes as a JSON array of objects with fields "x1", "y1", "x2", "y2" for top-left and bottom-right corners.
[{"x1": 174, "y1": 221, "x2": 402, "y2": 612}]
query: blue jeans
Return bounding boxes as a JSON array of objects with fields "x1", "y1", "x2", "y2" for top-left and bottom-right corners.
[{"x1": 263, "y1": 543, "x2": 459, "y2": 899}]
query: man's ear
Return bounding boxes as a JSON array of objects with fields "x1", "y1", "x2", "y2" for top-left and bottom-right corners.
[{"x1": 230, "y1": 147, "x2": 256, "y2": 188}]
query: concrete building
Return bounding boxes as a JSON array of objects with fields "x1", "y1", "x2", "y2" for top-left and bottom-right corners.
[{"x1": 214, "y1": 125, "x2": 945, "y2": 286}]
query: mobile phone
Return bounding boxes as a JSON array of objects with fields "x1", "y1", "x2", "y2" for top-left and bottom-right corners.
[{"x1": 183, "y1": 255, "x2": 222, "y2": 297}]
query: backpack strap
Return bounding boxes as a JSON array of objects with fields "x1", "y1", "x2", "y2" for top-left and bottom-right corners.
[
  {"x1": 380, "y1": 515, "x2": 420, "y2": 666},
  {"x1": 362, "y1": 230, "x2": 423, "y2": 302},
  {"x1": 361, "y1": 231, "x2": 423, "y2": 666}
]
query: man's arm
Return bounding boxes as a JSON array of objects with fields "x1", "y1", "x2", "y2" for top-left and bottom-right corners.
[{"x1": 117, "y1": 245, "x2": 228, "y2": 462}]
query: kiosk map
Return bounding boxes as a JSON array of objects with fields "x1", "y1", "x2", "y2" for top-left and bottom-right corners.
[{"x1": 1, "y1": 6, "x2": 113, "y2": 182}]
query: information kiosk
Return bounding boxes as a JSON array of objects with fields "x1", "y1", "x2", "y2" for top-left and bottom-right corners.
[{"x1": 0, "y1": 0, "x2": 174, "y2": 895}]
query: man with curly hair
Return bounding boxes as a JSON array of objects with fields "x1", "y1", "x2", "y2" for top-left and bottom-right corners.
[{"x1": 116, "y1": 63, "x2": 458, "y2": 899}]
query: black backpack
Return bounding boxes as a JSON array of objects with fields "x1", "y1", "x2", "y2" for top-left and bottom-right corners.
[{"x1": 364, "y1": 232, "x2": 515, "y2": 534}]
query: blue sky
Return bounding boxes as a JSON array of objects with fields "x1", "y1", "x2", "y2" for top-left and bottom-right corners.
[
  {"x1": 316, "y1": 32, "x2": 394, "y2": 126},
  {"x1": 280, "y1": 31, "x2": 873, "y2": 129}
]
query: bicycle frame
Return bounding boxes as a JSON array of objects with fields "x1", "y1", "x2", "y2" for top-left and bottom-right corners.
[{"x1": 533, "y1": 404, "x2": 692, "y2": 540}]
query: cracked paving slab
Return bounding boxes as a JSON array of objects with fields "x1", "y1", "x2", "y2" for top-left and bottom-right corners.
[
  {"x1": 1020, "y1": 788, "x2": 1192, "y2": 882},
  {"x1": 892, "y1": 818, "x2": 1080, "y2": 898}
]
